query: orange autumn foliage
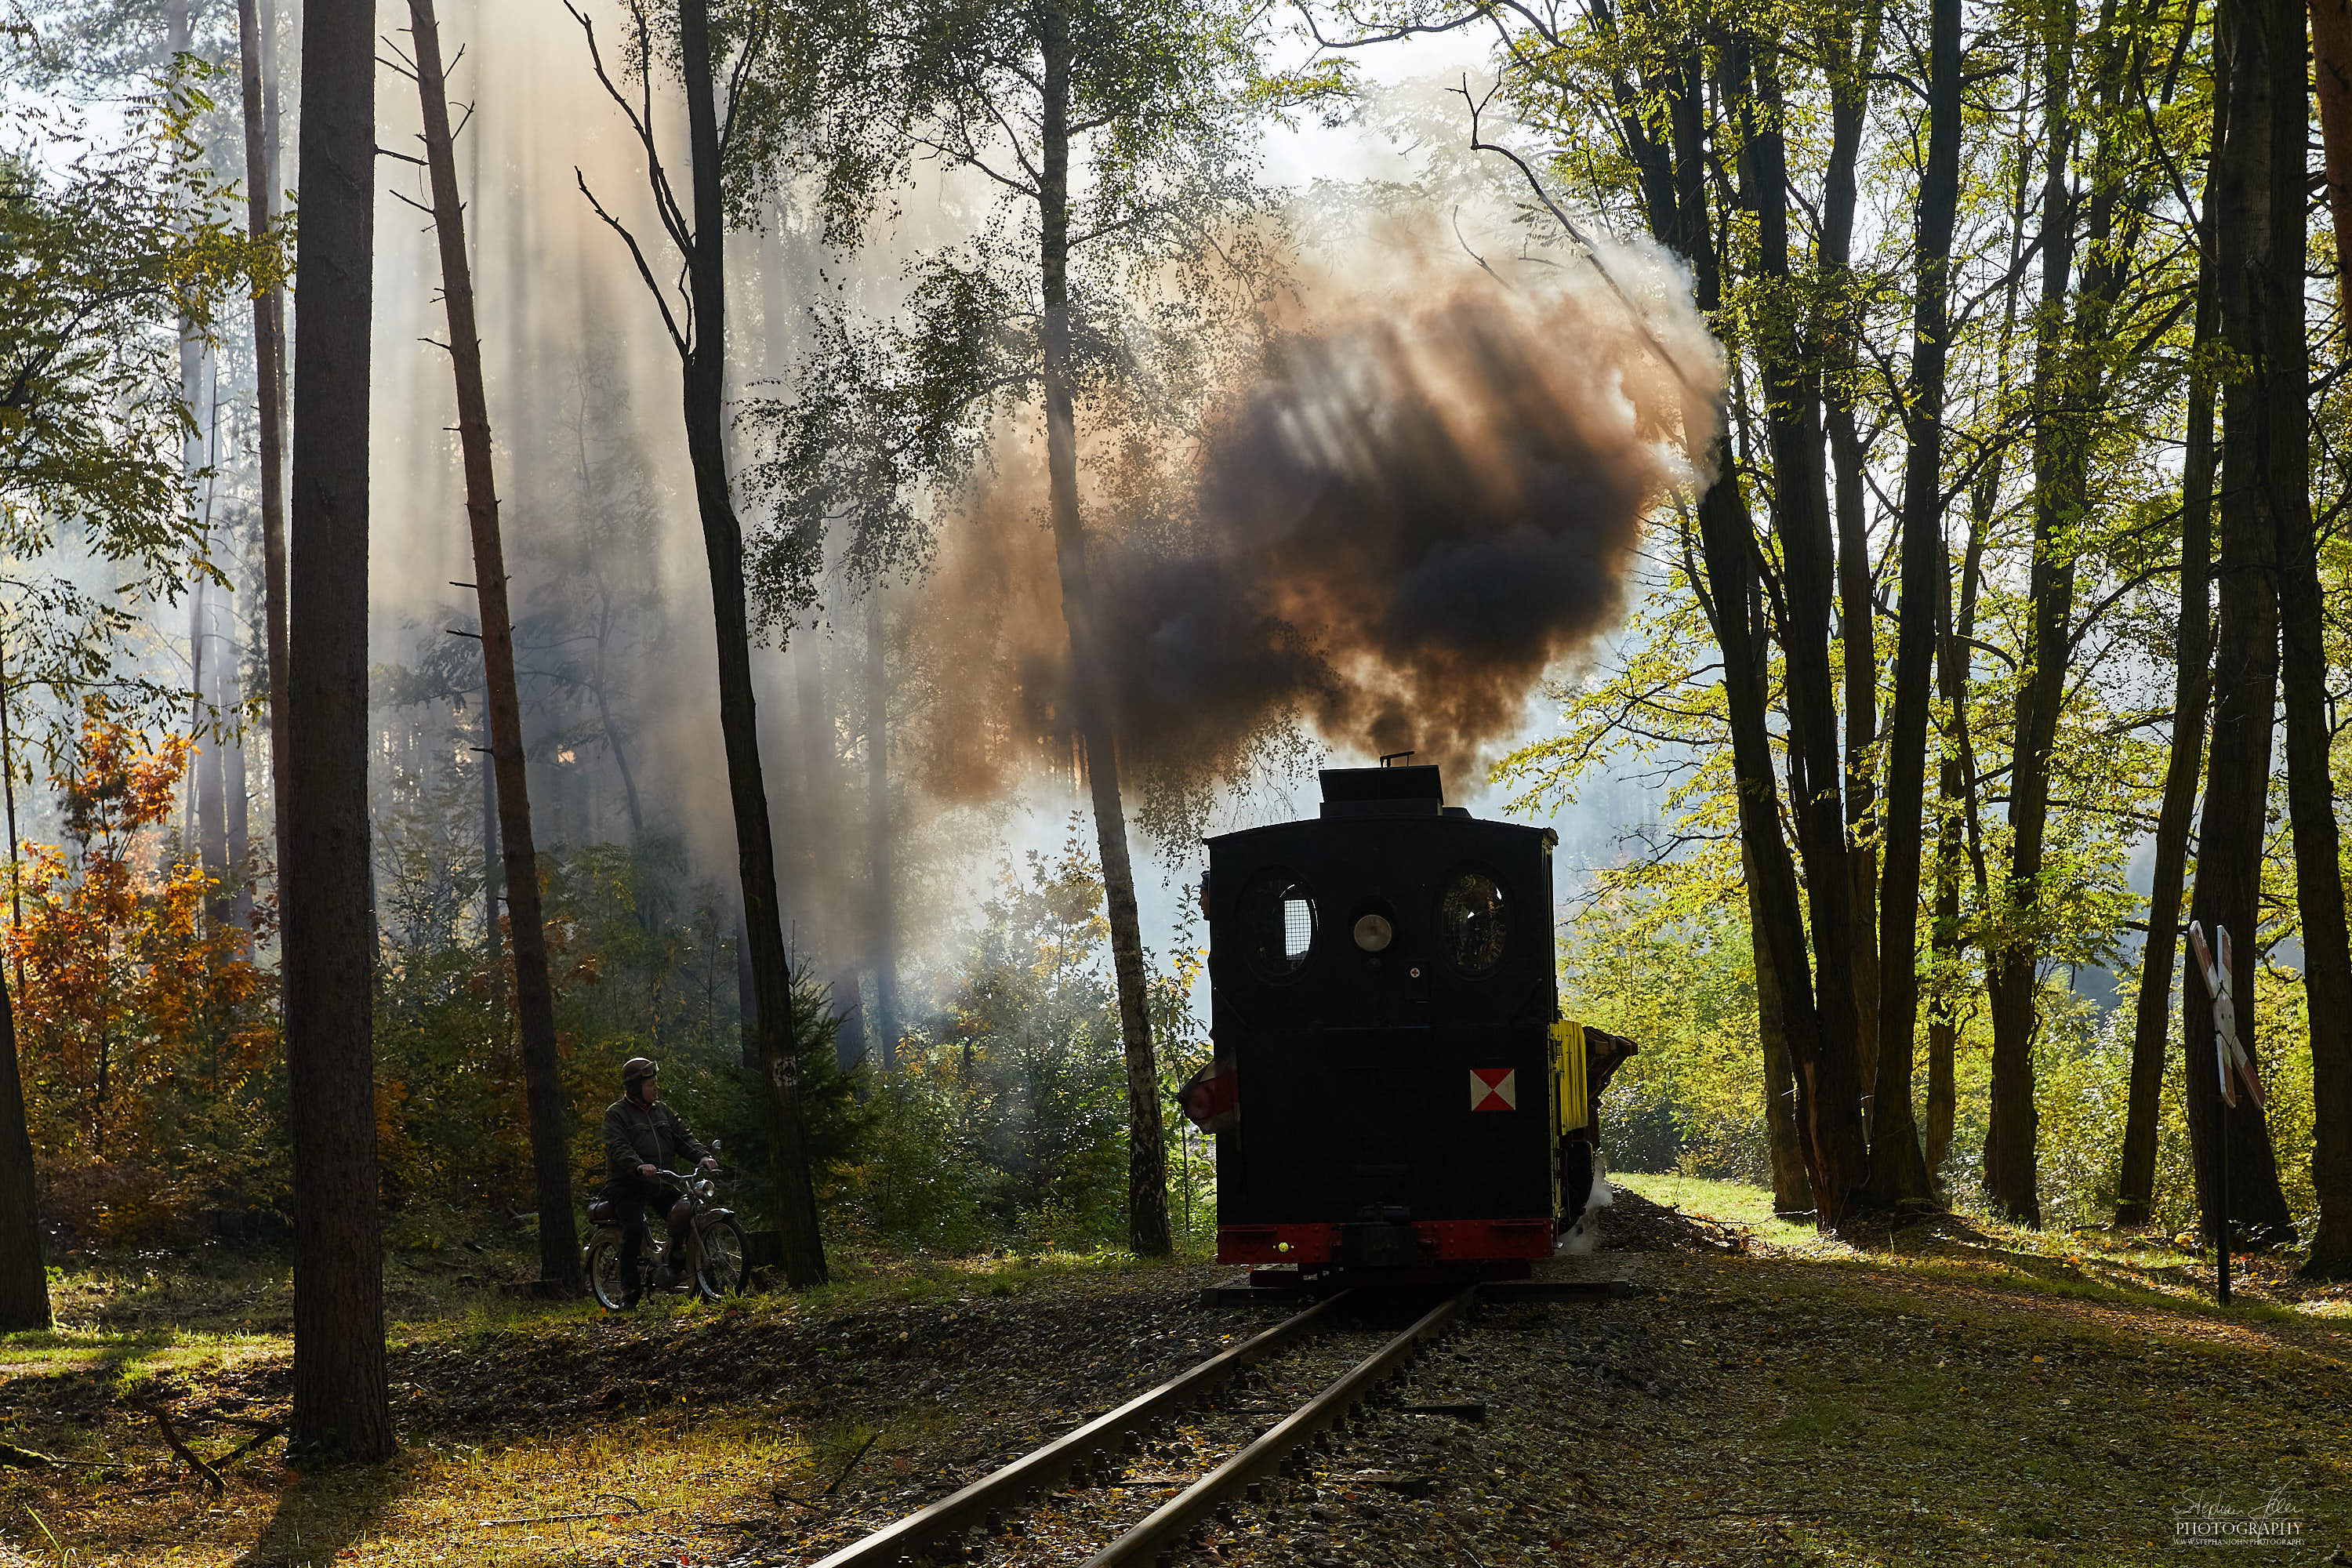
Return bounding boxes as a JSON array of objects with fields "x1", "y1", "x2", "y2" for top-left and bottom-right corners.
[{"x1": 5, "y1": 707, "x2": 280, "y2": 1241}]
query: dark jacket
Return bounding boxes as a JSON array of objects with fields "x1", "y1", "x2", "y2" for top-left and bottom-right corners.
[{"x1": 603, "y1": 1095, "x2": 710, "y2": 1189}]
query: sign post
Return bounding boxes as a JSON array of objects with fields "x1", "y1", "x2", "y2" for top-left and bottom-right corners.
[{"x1": 2187, "y1": 923, "x2": 2264, "y2": 1306}]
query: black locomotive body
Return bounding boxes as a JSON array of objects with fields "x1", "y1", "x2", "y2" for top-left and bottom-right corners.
[{"x1": 1199, "y1": 764, "x2": 1602, "y2": 1277}]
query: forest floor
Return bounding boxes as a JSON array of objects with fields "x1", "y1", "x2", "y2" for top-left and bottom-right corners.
[{"x1": 2, "y1": 1182, "x2": 2347, "y2": 1568}]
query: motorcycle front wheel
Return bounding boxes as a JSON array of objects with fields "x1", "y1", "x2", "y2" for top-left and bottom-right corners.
[
  {"x1": 695, "y1": 1217, "x2": 750, "y2": 1301},
  {"x1": 586, "y1": 1233, "x2": 637, "y2": 1311}
]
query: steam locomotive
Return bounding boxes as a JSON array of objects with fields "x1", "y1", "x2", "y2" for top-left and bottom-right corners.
[{"x1": 1182, "y1": 763, "x2": 1633, "y2": 1279}]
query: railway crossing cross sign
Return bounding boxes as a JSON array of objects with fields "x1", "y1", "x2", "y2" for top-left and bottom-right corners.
[
  {"x1": 2186, "y1": 923, "x2": 2264, "y2": 1110},
  {"x1": 2187, "y1": 920, "x2": 2263, "y2": 1308},
  {"x1": 1469, "y1": 1067, "x2": 1517, "y2": 1112}
]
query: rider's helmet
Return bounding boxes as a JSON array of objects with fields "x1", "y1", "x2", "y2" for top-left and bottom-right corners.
[{"x1": 622, "y1": 1056, "x2": 659, "y2": 1091}]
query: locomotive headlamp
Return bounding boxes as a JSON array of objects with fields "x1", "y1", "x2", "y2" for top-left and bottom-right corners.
[{"x1": 1352, "y1": 913, "x2": 1394, "y2": 952}]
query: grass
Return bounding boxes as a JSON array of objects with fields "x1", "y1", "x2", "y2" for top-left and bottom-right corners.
[
  {"x1": 6, "y1": 1198, "x2": 2347, "y2": 1565},
  {"x1": 1610, "y1": 1171, "x2": 1835, "y2": 1253},
  {"x1": 0, "y1": 1243, "x2": 1214, "y2": 1567},
  {"x1": 1614, "y1": 1168, "x2": 2350, "y2": 1323},
  {"x1": 0, "y1": 1326, "x2": 281, "y2": 1396}
]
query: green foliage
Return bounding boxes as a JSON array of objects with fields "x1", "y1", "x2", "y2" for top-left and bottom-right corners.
[
  {"x1": 735, "y1": 0, "x2": 1288, "y2": 625},
  {"x1": 1560, "y1": 889, "x2": 1766, "y2": 1181},
  {"x1": 0, "y1": 53, "x2": 281, "y2": 761},
  {"x1": 834, "y1": 824, "x2": 1145, "y2": 1252},
  {"x1": 371, "y1": 833, "x2": 867, "y2": 1240},
  {"x1": 1459, "y1": 0, "x2": 2349, "y2": 1244}
]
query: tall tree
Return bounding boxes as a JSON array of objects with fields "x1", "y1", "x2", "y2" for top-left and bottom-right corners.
[
  {"x1": 1035, "y1": 16, "x2": 1170, "y2": 1253},
  {"x1": 866, "y1": 587, "x2": 898, "y2": 1070},
  {"x1": 282, "y1": 0, "x2": 393, "y2": 1457},
  {"x1": 1824, "y1": 0, "x2": 1885, "y2": 1102},
  {"x1": 750, "y1": 0, "x2": 1284, "y2": 1254},
  {"x1": 237, "y1": 0, "x2": 291, "y2": 839},
  {"x1": 1622, "y1": 24, "x2": 1864, "y2": 1224},
  {"x1": 1461, "y1": 0, "x2": 1870, "y2": 1224},
  {"x1": 1729, "y1": 33, "x2": 1874, "y2": 1223},
  {"x1": 0, "y1": 34, "x2": 271, "y2": 1333},
  {"x1": 2118, "y1": 43, "x2": 2223, "y2": 1229},
  {"x1": 2183, "y1": 0, "x2": 2297, "y2": 1250},
  {"x1": 2272, "y1": 9, "x2": 2352, "y2": 1277},
  {"x1": 404, "y1": 0, "x2": 584, "y2": 1298},
  {"x1": 194, "y1": 579, "x2": 234, "y2": 926},
  {"x1": 1867, "y1": 0, "x2": 1957, "y2": 1212},
  {"x1": 1983, "y1": 0, "x2": 2149, "y2": 1222},
  {"x1": 570, "y1": 0, "x2": 827, "y2": 1287},
  {"x1": 1980, "y1": 0, "x2": 2083, "y2": 1225}
]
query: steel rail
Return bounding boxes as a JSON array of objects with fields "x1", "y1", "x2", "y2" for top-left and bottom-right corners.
[
  {"x1": 1083, "y1": 1286, "x2": 1477, "y2": 1567},
  {"x1": 806, "y1": 1290, "x2": 1354, "y2": 1568}
]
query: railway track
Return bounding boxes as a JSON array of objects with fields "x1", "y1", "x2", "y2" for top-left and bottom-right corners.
[{"x1": 804, "y1": 1286, "x2": 1483, "y2": 1568}]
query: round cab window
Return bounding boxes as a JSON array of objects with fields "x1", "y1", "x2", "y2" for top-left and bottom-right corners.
[
  {"x1": 1238, "y1": 869, "x2": 1317, "y2": 980},
  {"x1": 1438, "y1": 869, "x2": 1509, "y2": 975}
]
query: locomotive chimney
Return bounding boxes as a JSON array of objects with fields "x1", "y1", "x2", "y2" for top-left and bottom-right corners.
[{"x1": 1319, "y1": 763, "x2": 1445, "y2": 818}]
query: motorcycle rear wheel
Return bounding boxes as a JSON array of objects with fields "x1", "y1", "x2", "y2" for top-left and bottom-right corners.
[
  {"x1": 586, "y1": 1234, "x2": 639, "y2": 1311},
  {"x1": 696, "y1": 1218, "x2": 750, "y2": 1301}
]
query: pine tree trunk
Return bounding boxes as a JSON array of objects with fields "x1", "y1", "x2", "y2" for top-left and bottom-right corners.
[
  {"x1": 764, "y1": 224, "x2": 829, "y2": 953},
  {"x1": 198, "y1": 585, "x2": 231, "y2": 924},
  {"x1": 2185, "y1": 0, "x2": 2299, "y2": 1250},
  {"x1": 587, "y1": 634, "x2": 645, "y2": 847},
  {"x1": 735, "y1": 910, "x2": 758, "y2": 1071},
  {"x1": 227, "y1": 648, "x2": 250, "y2": 933},
  {"x1": 677, "y1": 0, "x2": 826, "y2": 1287},
  {"x1": 0, "y1": 977, "x2": 45, "y2": 1330},
  {"x1": 238, "y1": 0, "x2": 292, "y2": 848},
  {"x1": 283, "y1": 0, "x2": 390, "y2": 1461},
  {"x1": 408, "y1": 0, "x2": 583, "y2": 1298},
  {"x1": 0, "y1": 634, "x2": 46, "y2": 1326},
  {"x1": 1867, "y1": 0, "x2": 1957, "y2": 1213},
  {"x1": 2118, "y1": 82, "x2": 2223, "y2": 1226},
  {"x1": 789, "y1": 634, "x2": 839, "y2": 949},
  {"x1": 481, "y1": 720, "x2": 501, "y2": 986},
  {"x1": 1037, "y1": 8, "x2": 1169, "y2": 1257},
  {"x1": 866, "y1": 593, "x2": 898, "y2": 1072}
]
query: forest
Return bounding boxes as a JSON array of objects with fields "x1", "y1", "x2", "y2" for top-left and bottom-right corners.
[{"x1": 0, "y1": 0, "x2": 2347, "y2": 1517}]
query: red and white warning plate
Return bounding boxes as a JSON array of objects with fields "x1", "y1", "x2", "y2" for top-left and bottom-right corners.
[{"x1": 1469, "y1": 1067, "x2": 1517, "y2": 1111}]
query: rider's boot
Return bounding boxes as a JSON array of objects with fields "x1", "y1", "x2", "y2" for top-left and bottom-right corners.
[{"x1": 618, "y1": 1230, "x2": 647, "y2": 1308}]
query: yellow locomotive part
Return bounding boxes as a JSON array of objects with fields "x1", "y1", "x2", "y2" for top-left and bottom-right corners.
[{"x1": 1551, "y1": 1018, "x2": 1590, "y2": 1135}]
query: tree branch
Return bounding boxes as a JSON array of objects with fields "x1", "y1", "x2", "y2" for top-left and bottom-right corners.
[{"x1": 575, "y1": 169, "x2": 689, "y2": 359}]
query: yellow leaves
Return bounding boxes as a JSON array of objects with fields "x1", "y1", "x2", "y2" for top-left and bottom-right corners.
[{"x1": 9, "y1": 704, "x2": 274, "y2": 1196}]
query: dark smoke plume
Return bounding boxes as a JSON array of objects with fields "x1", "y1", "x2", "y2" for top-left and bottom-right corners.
[{"x1": 913, "y1": 254, "x2": 1716, "y2": 810}]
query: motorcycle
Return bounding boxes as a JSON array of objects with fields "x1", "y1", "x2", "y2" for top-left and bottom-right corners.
[{"x1": 583, "y1": 1144, "x2": 750, "y2": 1308}]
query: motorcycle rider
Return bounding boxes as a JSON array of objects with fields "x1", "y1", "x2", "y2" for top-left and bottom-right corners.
[{"x1": 602, "y1": 1056, "x2": 719, "y2": 1307}]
